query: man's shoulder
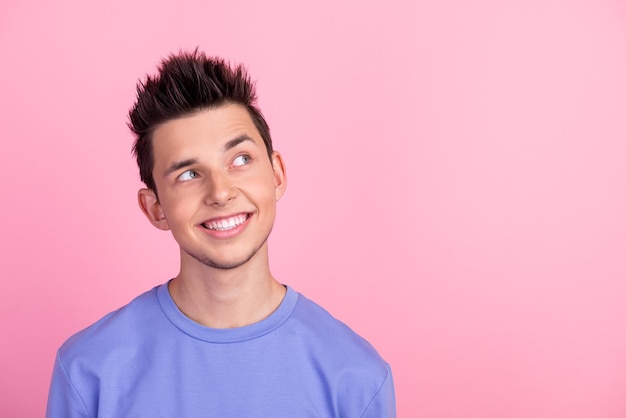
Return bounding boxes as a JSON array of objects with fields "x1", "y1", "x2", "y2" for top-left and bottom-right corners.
[
  {"x1": 290, "y1": 290, "x2": 390, "y2": 373},
  {"x1": 58, "y1": 284, "x2": 163, "y2": 363},
  {"x1": 291, "y1": 291, "x2": 377, "y2": 344}
]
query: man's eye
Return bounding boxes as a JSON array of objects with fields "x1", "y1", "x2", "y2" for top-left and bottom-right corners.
[
  {"x1": 177, "y1": 170, "x2": 198, "y2": 181},
  {"x1": 233, "y1": 155, "x2": 251, "y2": 167}
]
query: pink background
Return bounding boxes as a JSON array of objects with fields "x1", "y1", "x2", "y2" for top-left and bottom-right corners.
[{"x1": 1, "y1": 0, "x2": 626, "y2": 416}]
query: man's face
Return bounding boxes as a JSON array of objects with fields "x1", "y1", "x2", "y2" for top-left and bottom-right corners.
[{"x1": 139, "y1": 104, "x2": 286, "y2": 270}]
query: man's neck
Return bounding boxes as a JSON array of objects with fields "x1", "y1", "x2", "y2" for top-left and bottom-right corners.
[{"x1": 167, "y1": 251, "x2": 286, "y2": 329}]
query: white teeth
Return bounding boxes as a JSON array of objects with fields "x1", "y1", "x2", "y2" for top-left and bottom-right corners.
[{"x1": 204, "y1": 214, "x2": 248, "y2": 231}]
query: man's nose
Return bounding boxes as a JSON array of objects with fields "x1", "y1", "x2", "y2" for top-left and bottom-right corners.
[{"x1": 204, "y1": 170, "x2": 237, "y2": 206}]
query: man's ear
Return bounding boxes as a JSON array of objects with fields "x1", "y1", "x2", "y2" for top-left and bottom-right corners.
[
  {"x1": 271, "y1": 151, "x2": 287, "y2": 201},
  {"x1": 138, "y1": 188, "x2": 170, "y2": 231}
]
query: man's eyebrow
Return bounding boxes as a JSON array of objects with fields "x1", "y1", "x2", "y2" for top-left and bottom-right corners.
[
  {"x1": 163, "y1": 158, "x2": 198, "y2": 177},
  {"x1": 224, "y1": 134, "x2": 256, "y2": 151},
  {"x1": 162, "y1": 136, "x2": 256, "y2": 177}
]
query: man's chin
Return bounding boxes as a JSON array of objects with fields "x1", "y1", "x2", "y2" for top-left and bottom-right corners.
[{"x1": 185, "y1": 249, "x2": 258, "y2": 271}]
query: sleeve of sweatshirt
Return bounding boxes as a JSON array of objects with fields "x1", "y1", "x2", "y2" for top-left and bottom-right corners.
[
  {"x1": 46, "y1": 351, "x2": 90, "y2": 418},
  {"x1": 361, "y1": 364, "x2": 396, "y2": 418}
]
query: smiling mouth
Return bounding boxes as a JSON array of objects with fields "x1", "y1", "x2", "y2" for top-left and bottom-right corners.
[{"x1": 201, "y1": 213, "x2": 250, "y2": 231}]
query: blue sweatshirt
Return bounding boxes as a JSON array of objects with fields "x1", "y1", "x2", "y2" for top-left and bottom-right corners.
[{"x1": 47, "y1": 283, "x2": 395, "y2": 417}]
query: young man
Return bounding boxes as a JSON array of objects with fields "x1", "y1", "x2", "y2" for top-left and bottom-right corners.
[{"x1": 46, "y1": 50, "x2": 396, "y2": 417}]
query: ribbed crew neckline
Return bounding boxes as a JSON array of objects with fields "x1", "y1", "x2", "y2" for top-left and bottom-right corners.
[{"x1": 156, "y1": 281, "x2": 298, "y2": 344}]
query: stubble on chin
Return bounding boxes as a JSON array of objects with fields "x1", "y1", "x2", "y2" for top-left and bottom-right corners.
[{"x1": 184, "y1": 236, "x2": 270, "y2": 271}]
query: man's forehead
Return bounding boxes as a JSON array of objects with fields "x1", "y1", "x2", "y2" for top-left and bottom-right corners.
[
  {"x1": 150, "y1": 107, "x2": 263, "y2": 172},
  {"x1": 152, "y1": 106, "x2": 260, "y2": 149}
]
